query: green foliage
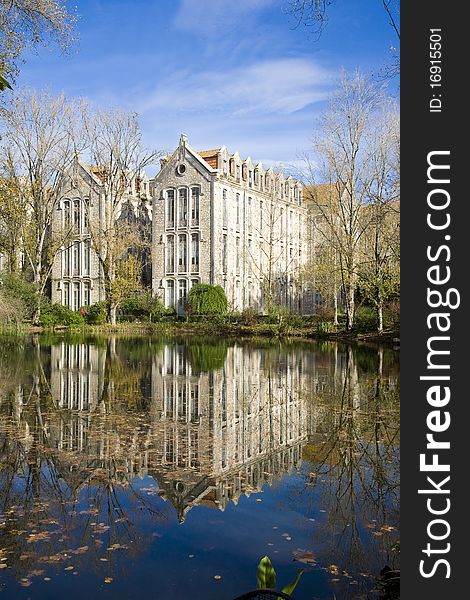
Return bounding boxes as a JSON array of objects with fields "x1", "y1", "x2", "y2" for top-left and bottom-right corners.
[
  {"x1": 0, "y1": 273, "x2": 39, "y2": 320},
  {"x1": 317, "y1": 321, "x2": 337, "y2": 335},
  {"x1": 118, "y1": 293, "x2": 174, "y2": 322},
  {"x1": 353, "y1": 306, "x2": 377, "y2": 332},
  {"x1": 256, "y1": 556, "x2": 303, "y2": 597},
  {"x1": 257, "y1": 556, "x2": 277, "y2": 590},
  {"x1": 81, "y1": 302, "x2": 107, "y2": 325},
  {"x1": 38, "y1": 303, "x2": 85, "y2": 327},
  {"x1": 187, "y1": 284, "x2": 228, "y2": 316}
]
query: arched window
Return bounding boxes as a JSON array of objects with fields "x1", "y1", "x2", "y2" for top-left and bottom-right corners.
[
  {"x1": 166, "y1": 235, "x2": 175, "y2": 273},
  {"x1": 73, "y1": 199, "x2": 80, "y2": 231},
  {"x1": 166, "y1": 280, "x2": 175, "y2": 307},
  {"x1": 178, "y1": 234, "x2": 187, "y2": 271},
  {"x1": 178, "y1": 188, "x2": 188, "y2": 227},
  {"x1": 191, "y1": 187, "x2": 199, "y2": 225},
  {"x1": 191, "y1": 233, "x2": 199, "y2": 272},
  {"x1": 166, "y1": 189, "x2": 175, "y2": 227},
  {"x1": 63, "y1": 200, "x2": 71, "y2": 228}
]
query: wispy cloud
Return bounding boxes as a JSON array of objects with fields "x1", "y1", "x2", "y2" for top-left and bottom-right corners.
[
  {"x1": 137, "y1": 58, "x2": 334, "y2": 117},
  {"x1": 174, "y1": 0, "x2": 278, "y2": 35}
]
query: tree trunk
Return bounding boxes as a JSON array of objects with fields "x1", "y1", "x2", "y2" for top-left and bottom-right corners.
[
  {"x1": 108, "y1": 303, "x2": 117, "y2": 325},
  {"x1": 376, "y1": 302, "x2": 383, "y2": 333},
  {"x1": 345, "y1": 283, "x2": 355, "y2": 332},
  {"x1": 333, "y1": 289, "x2": 338, "y2": 325}
]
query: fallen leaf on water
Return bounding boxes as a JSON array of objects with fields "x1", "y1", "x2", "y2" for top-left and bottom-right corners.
[
  {"x1": 293, "y1": 550, "x2": 317, "y2": 565},
  {"x1": 64, "y1": 566, "x2": 74, "y2": 571},
  {"x1": 214, "y1": 575, "x2": 222, "y2": 580},
  {"x1": 104, "y1": 577, "x2": 113, "y2": 583},
  {"x1": 72, "y1": 546, "x2": 89, "y2": 555},
  {"x1": 0, "y1": 564, "x2": 7, "y2": 569}
]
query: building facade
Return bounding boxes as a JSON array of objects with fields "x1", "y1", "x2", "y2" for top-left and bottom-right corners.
[
  {"x1": 50, "y1": 159, "x2": 151, "y2": 309},
  {"x1": 151, "y1": 134, "x2": 310, "y2": 315}
]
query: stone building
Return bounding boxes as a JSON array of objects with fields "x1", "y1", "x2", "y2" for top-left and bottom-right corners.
[
  {"x1": 150, "y1": 134, "x2": 309, "y2": 315},
  {"x1": 50, "y1": 159, "x2": 151, "y2": 309}
]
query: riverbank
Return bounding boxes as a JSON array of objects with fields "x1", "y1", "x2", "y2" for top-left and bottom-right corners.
[{"x1": 3, "y1": 319, "x2": 399, "y2": 345}]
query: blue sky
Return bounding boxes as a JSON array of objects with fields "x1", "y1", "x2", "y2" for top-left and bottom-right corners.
[{"x1": 18, "y1": 0, "x2": 398, "y2": 173}]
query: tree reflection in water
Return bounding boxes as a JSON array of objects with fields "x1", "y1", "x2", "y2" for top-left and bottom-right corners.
[{"x1": 0, "y1": 334, "x2": 399, "y2": 597}]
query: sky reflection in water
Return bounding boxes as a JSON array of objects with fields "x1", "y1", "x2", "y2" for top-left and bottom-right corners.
[{"x1": 0, "y1": 335, "x2": 399, "y2": 599}]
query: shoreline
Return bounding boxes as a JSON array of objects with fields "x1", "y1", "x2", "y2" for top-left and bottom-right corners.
[{"x1": 2, "y1": 321, "x2": 400, "y2": 346}]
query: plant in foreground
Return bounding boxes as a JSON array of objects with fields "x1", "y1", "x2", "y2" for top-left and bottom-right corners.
[{"x1": 256, "y1": 555, "x2": 303, "y2": 597}]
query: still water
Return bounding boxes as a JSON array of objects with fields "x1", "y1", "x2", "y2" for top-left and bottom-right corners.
[{"x1": 0, "y1": 335, "x2": 399, "y2": 599}]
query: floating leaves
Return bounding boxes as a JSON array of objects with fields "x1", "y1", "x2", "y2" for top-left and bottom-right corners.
[{"x1": 293, "y1": 550, "x2": 317, "y2": 565}]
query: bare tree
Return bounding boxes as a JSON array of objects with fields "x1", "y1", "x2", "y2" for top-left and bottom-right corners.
[
  {"x1": 305, "y1": 71, "x2": 384, "y2": 331},
  {"x1": 358, "y1": 102, "x2": 400, "y2": 331},
  {"x1": 0, "y1": 89, "x2": 87, "y2": 323},
  {"x1": 0, "y1": 175, "x2": 26, "y2": 273},
  {"x1": 0, "y1": 0, "x2": 77, "y2": 90},
  {"x1": 83, "y1": 108, "x2": 159, "y2": 324},
  {"x1": 286, "y1": 1, "x2": 400, "y2": 78}
]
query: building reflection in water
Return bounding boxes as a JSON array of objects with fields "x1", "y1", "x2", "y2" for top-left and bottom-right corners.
[{"x1": 1, "y1": 337, "x2": 399, "y2": 526}]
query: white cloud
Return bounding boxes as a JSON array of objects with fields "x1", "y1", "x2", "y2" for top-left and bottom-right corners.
[
  {"x1": 174, "y1": 0, "x2": 277, "y2": 34},
  {"x1": 138, "y1": 58, "x2": 334, "y2": 117}
]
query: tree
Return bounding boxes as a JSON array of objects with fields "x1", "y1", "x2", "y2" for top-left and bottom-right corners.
[
  {"x1": 358, "y1": 102, "x2": 400, "y2": 331},
  {"x1": 0, "y1": 0, "x2": 76, "y2": 90},
  {"x1": 0, "y1": 89, "x2": 86, "y2": 323},
  {"x1": 306, "y1": 71, "x2": 385, "y2": 331},
  {"x1": 287, "y1": 1, "x2": 400, "y2": 78},
  {"x1": 83, "y1": 108, "x2": 158, "y2": 324},
  {"x1": 249, "y1": 171, "x2": 300, "y2": 312},
  {"x1": 0, "y1": 175, "x2": 26, "y2": 273}
]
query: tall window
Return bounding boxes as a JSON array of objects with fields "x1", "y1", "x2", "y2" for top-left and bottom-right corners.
[
  {"x1": 260, "y1": 200, "x2": 263, "y2": 231},
  {"x1": 178, "y1": 234, "x2": 187, "y2": 271},
  {"x1": 63, "y1": 245, "x2": 71, "y2": 277},
  {"x1": 178, "y1": 188, "x2": 188, "y2": 227},
  {"x1": 166, "y1": 235, "x2": 175, "y2": 273},
  {"x1": 73, "y1": 199, "x2": 80, "y2": 231},
  {"x1": 83, "y1": 198, "x2": 89, "y2": 230},
  {"x1": 83, "y1": 282, "x2": 91, "y2": 306},
  {"x1": 167, "y1": 280, "x2": 175, "y2": 307},
  {"x1": 280, "y1": 207, "x2": 284, "y2": 236},
  {"x1": 73, "y1": 282, "x2": 80, "y2": 310},
  {"x1": 64, "y1": 200, "x2": 71, "y2": 228},
  {"x1": 83, "y1": 239, "x2": 90, "y2": 275},
  {"x1": 236, "y1": 193, "x2": 240, "y2": 226},
  {"x1": 222, "y1": 189, "x2": 227, "y2": 228},
  {"x1": 222, "y1": 234, "x2": 228, "y2": 273},
  {"x1": 191, "y1": 234, "x2": 199, "y2": 272},
  {"x1": 236, "y1": 237, "x2": 240, "y2": 272},
  {"x1": 73, "y1": 241, "x2": 80, "y2": 275},
  {"x1": 166, "y1": 190, "x2": 175, "y2": 227},
  {"x1": 63, "y1": 282, "x2": 70, "y2": 307},
  {"x1": 178, "y1": 279, "x2": 187, "y2": 306},
  {"x1": 191, "y1": 187, "x2": 199, "y2": 225}
]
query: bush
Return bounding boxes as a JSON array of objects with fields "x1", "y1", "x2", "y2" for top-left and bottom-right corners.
[
  {"x1": 187, "y1": 284, "x2": 228, "y2": 316},
  {"x1": 118, "y1": 293, "x2": 173, "y2": 322},
  {"x1": 0, "y1": 273, "x2": 41, "y2": 320},
  {"x1": 38, "y1": 303, "x2": 85, "y2": 327},
  {"x1": 353, "y1": 306, "x2": 377, "y2": 332},
  {"x1": 0, "y1": 291, "x2": 25, "y2": 324},
  {"x1": 81, "y1": 302, "x2": 107, "y2": 325}
]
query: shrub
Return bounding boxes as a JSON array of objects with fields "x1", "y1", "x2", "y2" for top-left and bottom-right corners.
[
  {"x1": 118, "y1": 293, "x2": 173, "y2": 322},
  {"x1": 353, "y1": 306, "x2": 377, "y2": 332},
  {"x1": 0, "y1": 273, "x2": 41, "y2": 320},
  {"x1": 0, "y1": 291, "x2": 25, "y2": 324},
  {"x1": 82, "y1": 302, "x2": 107, "y2": 325},
  {"x1": 38, "y1": 303, "x2": 85, "y2": 327},
  {"x1": 187, "y1": 284, "x2": 228, "y2": 316}
]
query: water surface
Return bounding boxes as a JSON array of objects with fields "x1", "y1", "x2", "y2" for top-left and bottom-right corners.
[{"x1": 0, "y1": 334, "x2": 399, "y2": 599}]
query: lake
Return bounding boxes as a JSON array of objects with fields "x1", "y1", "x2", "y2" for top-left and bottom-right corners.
[{"x1": 0, "y1": 334, "x2": 399, "y2": 599}]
